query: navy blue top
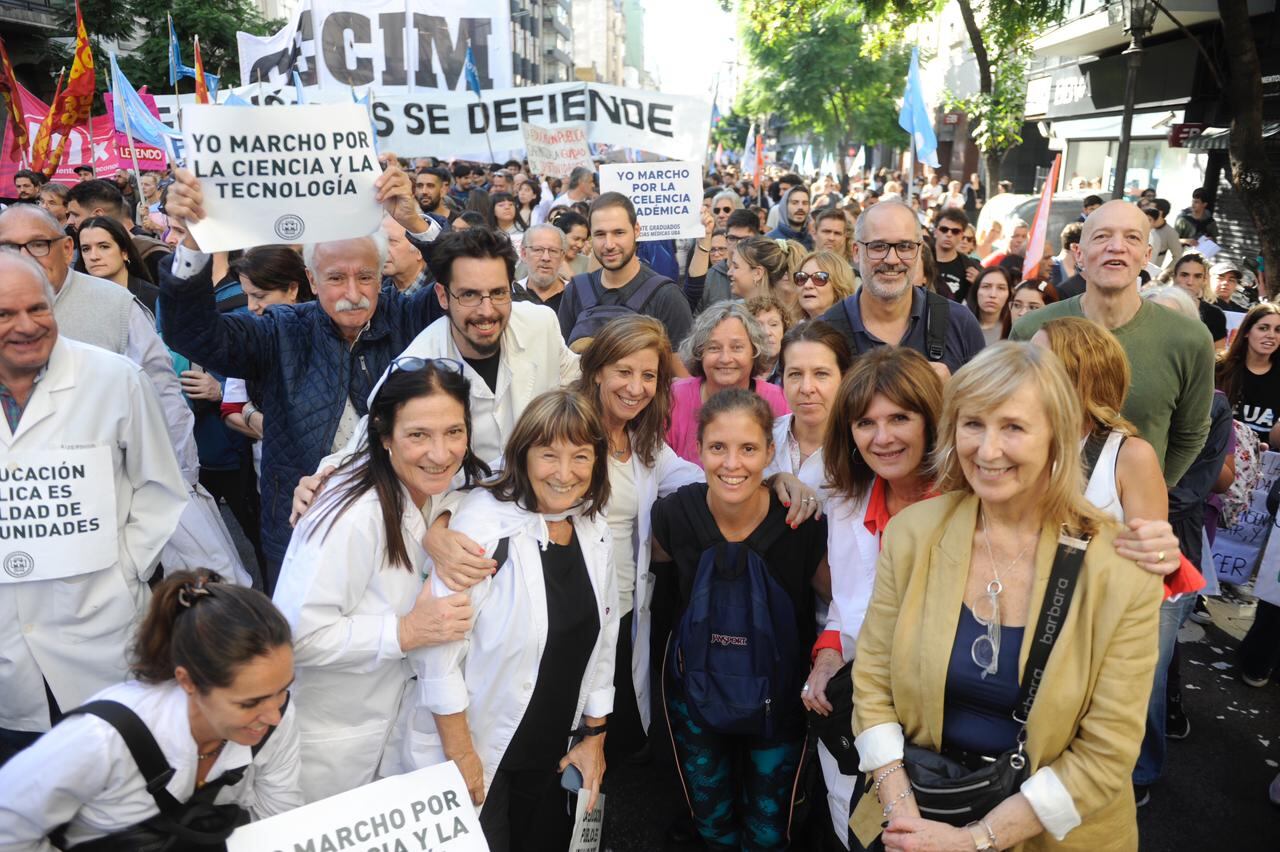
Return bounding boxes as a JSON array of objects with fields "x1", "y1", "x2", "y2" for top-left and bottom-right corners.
[{"x1": 942, "y1": 605, "x2": 1025, "y2": 756}]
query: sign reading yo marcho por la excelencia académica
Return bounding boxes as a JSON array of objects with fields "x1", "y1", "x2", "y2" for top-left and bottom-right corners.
[
  {"x1": 180, "y1": 103, "x2": 384, "y2": 253},
  {"x1": 599, "y1": 162, "x2": 703, "y2": 241}
]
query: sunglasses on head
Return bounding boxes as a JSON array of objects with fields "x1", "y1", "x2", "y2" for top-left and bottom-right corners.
[
  {"x1": 369, "y1": 356, "x2": 465, "y2": 403},
  {"x1": 793, "y1": 271, "x2": 831, "y2": 286}
]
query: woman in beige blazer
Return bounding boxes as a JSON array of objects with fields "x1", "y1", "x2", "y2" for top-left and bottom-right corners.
[{"x1": 852, "y1": 342, "x2": 1163, "y2": 852}]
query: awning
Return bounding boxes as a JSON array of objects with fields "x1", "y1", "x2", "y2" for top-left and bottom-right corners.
[
  {"x1": 1048, "y1": 109, "x2": 1184, "y2": 142},
  {"x1": 1184, "y1": 122, "x2": 1280, "y2": 150}
]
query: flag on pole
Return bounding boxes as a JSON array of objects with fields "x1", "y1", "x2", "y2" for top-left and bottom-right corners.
[
  {"x1": 291, "y1": 70, "x2": 307, "y2": 105},
  {"x1": 754, "y1": 133, "x2": 764, "y2": 190},
  {"x1": 741, "y1": 123, "x2": 756, "y2": 176},
  {"x1": 29, "y1": 69, "x2": 64, "y2": 174},
  {"x1": 41, "y1": 0, "x2": 96, "y2": 177},
  {"x1": 0, "y1": 38, "x2": 30, "y2": 162},
  {"x1": 464, "y1": 46, "x2": 482, "y2": 97},
  {"x1": 1022, "y1": 153, "x2": 1063, "y2": 283},
  {"x1": 710, "y1": 102, "x2": 722, "y2": 128},
  {"x1": 898, "y1": 47, "x2": 940, "y2": 169},
  {"x1": 109, "y1": 53, "x2": 179, "y2": 149},
  {"x1": 168, "y1": 14, "x2": 183, "y2": 87},
  {"x1": 192, "y1": 36, "x2": 210, "y2": 104}
]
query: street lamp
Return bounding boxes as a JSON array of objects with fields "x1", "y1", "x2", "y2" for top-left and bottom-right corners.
[{"x1": 1112, "y1": 0, "x2": 1159, "y2": 199}]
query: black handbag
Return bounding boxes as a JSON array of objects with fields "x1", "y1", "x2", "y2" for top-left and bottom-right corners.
[
  {"x1": 806, "y1": 659, "x2": 860, "y2": 775},
  {"x1": 902, "y1": 528, "x2": 1089, "y2": 827}
]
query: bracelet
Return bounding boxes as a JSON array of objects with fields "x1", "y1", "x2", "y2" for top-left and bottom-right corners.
[
  {"x1": 570, "y1": 721, "x2": 608, "y2": 738},
  {"x1": 242, "y1": 402, "x2": 257, "y2": 420},
  {"x1": 696, "y1": 242, "x2": 710, "y2": 252},
  {"x1": 872, "y1": 762, "x2": 904, "y2": 794},
  {"x1": 966, "y1": 818, "x2": 998, "y2": 851},
  {"x1": 881, "y1": 785, "x2": 913, "y2": 818}
]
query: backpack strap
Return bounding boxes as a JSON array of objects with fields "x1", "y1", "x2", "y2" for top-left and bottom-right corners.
[
  {"x1": 571, "y1": 271, "x2": 604, "y2": 312},
  {"x1": 63, "y1": 701, "x2": 182, "y2": 815},
  {"x1": 1080, "y1": 428, "x2": 1113, "y2": 484},
  {"x1": 923, "y1": 290, "x2": 951, "y2": 363},
  {"x1": 490, "y1": 537, "x2": 512, "y2": 574},
  {"x1": 840, "y1": 298, "x2": 867, "y2": 356},
  {"x1": 622, "y1": 269, "x2": 671, "y2": 313}
]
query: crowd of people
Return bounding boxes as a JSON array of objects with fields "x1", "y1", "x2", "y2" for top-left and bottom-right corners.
[{"x1": 0, "y1": 148, "x2": 1276, "y2": 852}]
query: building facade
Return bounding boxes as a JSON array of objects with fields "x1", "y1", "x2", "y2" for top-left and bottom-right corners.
[{"x1": 572, "y1": 0, "x2": 626, "y2": 84}]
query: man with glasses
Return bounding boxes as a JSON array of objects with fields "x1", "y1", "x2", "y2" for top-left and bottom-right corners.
[
  {"x1": 932, "y1": 207, "x2": 981, "y2": 301},
  {"x1": 819, "y1": 200, "x2": 984, "y2": 377},
  {"x1": 514, "y1": 223, "x2": 569, "y2": 313},
  {"x1": 157, "y1": 158, "x2": 449, "y2": 592}
]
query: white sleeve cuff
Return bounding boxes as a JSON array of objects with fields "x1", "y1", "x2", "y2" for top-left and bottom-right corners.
[
  {"x1": 379, "y1": 612, "x2": 404, "y2": 662},
  {"x1": 583, "y1": 686, "x2": 615, "y2": 719},
  {"x1": 1020, "y1": 766, "x2": 1082, "y2": 841},
  {"x1": 855, "y1": 722, "x2": 905, "y2": 772},
  {"x1": 419, "y1": 671, "x2": 469, "y2": 716},
  {"x1": 171, "y1": 244, "x2": 211, "y2": 279},
  {"x1": 406, "y1": 218, "x2": 441, "y2": 242}
]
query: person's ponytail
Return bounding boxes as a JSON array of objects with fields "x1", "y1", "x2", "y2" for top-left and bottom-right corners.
[{"x1": 131, "y1": 570, "x2": 292, "y2": 692}]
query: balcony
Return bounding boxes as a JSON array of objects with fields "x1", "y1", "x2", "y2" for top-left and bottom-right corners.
[
  {"x1": 0, "y1": 0, "x2": 61, "y2": 33},
  {"x1": 1034, "y1": 0, "x2": 1275, "y2": 57}
]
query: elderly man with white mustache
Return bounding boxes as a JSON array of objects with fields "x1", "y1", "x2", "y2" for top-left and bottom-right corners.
[{"x1": 158, "y1": 154, "x2": 447, "y2": 594}]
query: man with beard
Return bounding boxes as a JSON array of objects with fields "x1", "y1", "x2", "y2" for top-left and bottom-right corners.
[
  {"x1": 766, "y1": 184, "x2": 814, "y2": 250},
  {"x1": 557, "y1": 192, "x2": 693, "y2": 357},
  {"x1": 820, "y1": 200, "x2": 984, "y2": 377},
  {"x1": 931, "y1": 207, "x2": 981, "y2": 301},
  {"x1": 514, "y1": 223, "x2": 568, "y2": 314},
  {"x1": 813, "y1": 207, "x2": 853, "y2": 261},
  {"x1": 11, "y1": 170, "x2": 44, "y2": 203},
  {"x1": 158, "y1": 156, "x2": 448, "y2": 592},
  {"x1": 415, "y1": 166, "x2": 454, "y2": 227}
]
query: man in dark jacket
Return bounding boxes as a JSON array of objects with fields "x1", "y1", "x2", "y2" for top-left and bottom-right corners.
[
  {"x1": 158, "y1": 158, "x2": 444, "y2": 591},
  {"x1": 766, "y1": 185, "x2": 814, "y2": 250}
]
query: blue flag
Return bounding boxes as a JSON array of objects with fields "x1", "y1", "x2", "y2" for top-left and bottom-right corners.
[
  {"x1": 223, "y1": 92, "x2": 251, "y2": 107},
  {"x1": 110, "y1": 53, "x2": 180, "y2": 149},
  {"x1": 464, "y1": 46, "x2": 482, "y2": 96},
  {"x1": 898, "y1": 47, "x2": 940, "y2": 169},
  {"x1": 291, "y1": 70, "x2": 307, "y2": 105},
  {"x1": 168, "y1": 17, "x2": 183, "y2": 87}
]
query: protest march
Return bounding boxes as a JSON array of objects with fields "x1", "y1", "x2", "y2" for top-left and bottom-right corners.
[{"x1": 0, "y1": 1, "x2": 1278, "y2": 851}]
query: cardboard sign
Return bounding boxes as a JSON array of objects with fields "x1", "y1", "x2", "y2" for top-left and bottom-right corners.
[
  {"x1": 1210, "y1": 450, "x2": 1280, "y2": 585},
  {"x1": 568, "y1": 793, "x2": 604, "y2": 852},
  {"x1": 227, "y1": 761, "x2": 486, "y2": 852},
  {"x1": 522, "y1": 122, "x2": 593, "y2": 179},
  {"x1": 181, "y1": 103, "x2": 383, "y2": 252},
  {"x1": 599, "y1": 162, "x2": 703, "y2": 241},
  {"x1": 0, "y1": 447, "x2": 117, "y2": 583}
]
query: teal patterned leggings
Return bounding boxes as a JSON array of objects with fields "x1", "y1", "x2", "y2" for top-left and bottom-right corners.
[{"x1": 665, "y1": 693, "x2": 805, "y2": 851}]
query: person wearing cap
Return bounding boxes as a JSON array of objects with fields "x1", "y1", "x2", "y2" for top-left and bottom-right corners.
[
  {"x1": 72, "y1": 165, "x2": 95, "y2": 183},
  {"x1": 1209, "y1": 260, "x2": 1248, "y2": 313}
]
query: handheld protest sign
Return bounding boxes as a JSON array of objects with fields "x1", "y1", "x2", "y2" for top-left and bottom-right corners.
[
  {"x1": 569, "y1": 792, "x2": 605, "y2": 852},
  {"x1": 522, "y1": 122, "x2": 593, "y2": 179},
  {"x1": 180, "y1": 103, "x2": 383, "y2": 253},
  {"x1": 226, "y1": 761, "x2": 486, "y2": 852},
  {"x1": 599, "y1": 162, "x2": 703, "y2": 241}
]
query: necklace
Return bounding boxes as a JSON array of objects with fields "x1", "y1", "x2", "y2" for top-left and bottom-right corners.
[
  {"x1": 198, "y1": 740, "x2": 227, "y2": 761},
  {"x1": 609, "y1": 433, "x2": 630, "y2": 459},
  {"x1": 971, "y1": 510, "x2": 1035, "y2": 679}
]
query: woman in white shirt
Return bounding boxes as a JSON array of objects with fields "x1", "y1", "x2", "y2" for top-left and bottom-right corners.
[
  {"x1": 402, "y1": 390, "x2": 618, "y2": 852},
  {"x1": 765, "y1": 320, "x2": 853, "y2": 493},
  {"x1": 272, "y1": 357, "x2": 491, "y2": 803},
  {"x1": 801, "y1": 347, "x2": 945, "y2": 849},
  {"x1": 0, "y1": 570, "x2": 300, "y2": 851}
]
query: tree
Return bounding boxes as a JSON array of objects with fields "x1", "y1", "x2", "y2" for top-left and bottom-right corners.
[
  {"x1": 737, "y1": 4, "x2": 910, "y2": 177},
  {"x1": 711, "y1": 108, "x2": 752, "y2": 152},
  {"x1": 741, "y1": 0, "x2": 1070, "y2": 188}
]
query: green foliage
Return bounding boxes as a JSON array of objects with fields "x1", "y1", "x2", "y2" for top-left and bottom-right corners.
[
  {"x1": 711, "y1": 108, "x2": 753, "y2": 150},
  {"x1": 737, "y1": 4, "x2": 910, "y2": 155},
  {"x1": 50, "y1": 0, "x2": 279, "y2": 92}
]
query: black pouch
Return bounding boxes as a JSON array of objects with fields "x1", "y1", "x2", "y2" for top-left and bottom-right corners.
[{"x1": 806, "y1": 660, "x2": 859, "y2": 775}]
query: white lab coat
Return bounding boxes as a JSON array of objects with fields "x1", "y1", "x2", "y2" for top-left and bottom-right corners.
[
  {"x1": 627, "y1": 445, "x2": 703, "y2": 732},
  {"x1": 0, "y1": 338, "x2": 187, "y2": 732},
  {"x1": 764, "y1": 413, "x2": 828, "y2": 494},
  {"x1": 324, "y1": 301, "x2": 580, "y2": 470},
  {"x1": 393, "y1": 489, "x2": 618, "y2": 793},
  {"x1": 0, "y1": 680, "x2": 301, "y2": 852},
  {"x1": 272, "y1": 479, "x2": 432, "y2": 803}
]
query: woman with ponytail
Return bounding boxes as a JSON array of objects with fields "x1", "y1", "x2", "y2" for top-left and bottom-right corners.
[
  {"x1": 271, "y1": 357, "x2": 491, "y2": 803},
  {"x1": 0, "y1": 570, "x2": 300, "y2": 849}
]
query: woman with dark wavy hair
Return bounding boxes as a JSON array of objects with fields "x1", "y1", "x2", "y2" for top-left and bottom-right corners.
[{"x1": 272, "y1": 357, "x2": 491, "y2": 803}]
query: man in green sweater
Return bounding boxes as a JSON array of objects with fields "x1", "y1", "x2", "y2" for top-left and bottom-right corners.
[{"x1": 1010, "y1": 200, "x2": 1213, "y2": 486}]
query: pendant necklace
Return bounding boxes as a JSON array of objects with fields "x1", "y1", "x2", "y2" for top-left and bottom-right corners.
[{"x1": 972, "y1": 510, "x2": 1034, "y2": 679}]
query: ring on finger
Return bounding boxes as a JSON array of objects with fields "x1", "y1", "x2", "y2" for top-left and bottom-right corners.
[{"x1": 1157, "y1": 551, "x2": 1166, "y2": 562}]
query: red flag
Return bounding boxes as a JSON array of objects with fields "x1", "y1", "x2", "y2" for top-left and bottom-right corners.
[
  {"x1": 193, "y1": 36, "x2": 210, "y2": 105},
  {"x1": 29, "y1": 68, "x2": 64, "y2": 173},
  {"x1": 41, "y1": 0, "x2": 95, "y2": 176},
  {"x1": 753, "y1": 134, "x2": 764, "y2": 190},
  {"x1": 0, "y1": 38, "x2": 29, "y2": 163},
  {"x1": 1022, "y1": 153, "x2": 1063, "y2": 283}
]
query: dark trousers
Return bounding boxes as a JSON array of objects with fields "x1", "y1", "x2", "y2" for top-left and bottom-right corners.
[
  {"x1": 1240, "y1": 599, "x2": 1280, "y2": 681},
  {"x1": 0, "y1": 680, "x2": 62, "y2": 768},
  {"x1": 199, "y1": 462, "x2": 264, "y2": 575},
  {"x1": 605, "y1": 610, "x2": 646, "y2": 762},
  {"x1": 479, "y1": 767, "x2": 574, "y2": 852}
]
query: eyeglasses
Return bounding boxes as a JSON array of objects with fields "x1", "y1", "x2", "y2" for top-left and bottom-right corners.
[
  {"x1": 446, "y1": 288, "x2": 513, "y2": 307},
  {"x1": 714, "y1": 207, "x2": 733, "y2": 214},
  {"x1": 0, "y1": 238, "x2": 55, "y2": 258},
  {"x1": 369, "y1": 355, "x2": 465, "y2": 403},
  {"x1": 726, "y1": 233, "x2": 746, "y2": 244},
  {"x1": 525, "y1": 246, "x2": 563, "y2": 257},
  {"x1": 793, "y1": 271, "x2": 831, "y2": 286},
  {"x1": 857, "y1": 240, "x2": 922, "y2": 261},
  {"x1": 936, "y1": 225, "x2": 963, "y2": 236}
]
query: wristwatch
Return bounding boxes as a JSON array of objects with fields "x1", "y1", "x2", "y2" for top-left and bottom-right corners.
[{"x1": 966, "y1": 820, "x2": 997, "y2": 851}]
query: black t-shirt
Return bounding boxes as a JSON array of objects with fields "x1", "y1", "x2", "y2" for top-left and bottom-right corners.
[
  {"x1": 1210, "y1": 297, "x2": 1247, "y2": 314},
  {"x1": 1236, "y1": 366, "x2": 1280, "y2": 438},
  {"x1": 557, "y1": 263, "x2": 694, "y2": 347},
  {"x1": 1199, "y1": 300, "x2": 1228, "y2": 342},
  {"x1": 501, "y1": 532, "x2": 600, "y2": 770},
  {"x1": 463, "y1": 352, "x2": 500, "y2": 392},
  {"x1": 524, "y1": 286, "x2": 564, "y2": 315},
  {"x1": 1056, "y1": 273, "x2": 1087, "y2": 300},
  {"x1": 934, "y1": 253, "x2": 980, "y2": 302}
]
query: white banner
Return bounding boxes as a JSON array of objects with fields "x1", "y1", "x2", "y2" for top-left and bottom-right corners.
[
  {"x1": 1210, "y1": 450, "x2": 1280, "y2": 585},
  {"x1": 0, "y1": 447, "x2": 117, "y2": 583},
  {"x1": 522, "y1": 122, "x2": 593, "y2": 179},
  {"x1": 181, "y1": 103, "x2": 383, "y2": 253},
  {"x1": 237, "y1": 0, "x2": 512, "y2": 94},
  {"x1": 227, "y1": 761, "x2": 486, "y2": 852},
  {"x1": 599, "y1": 162, "x2": 703, "y2": 241}
]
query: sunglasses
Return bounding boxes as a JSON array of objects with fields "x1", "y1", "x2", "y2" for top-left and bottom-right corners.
[
  {"x1": 369, "y1": 356, "x2": 465, "y2": 403},
  {"x1": 936, "y1": 225, "x2": 963, "y2": 235},
  {"x1": 793, "y1": 271, "x2": 831, "y2": 286},
  {"x1": 714, "y1": 206, "x2": 733, "y2": 214}
]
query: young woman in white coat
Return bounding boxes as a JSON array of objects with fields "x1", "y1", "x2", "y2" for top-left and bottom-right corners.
[
  {"x1": 764, "y1": 320, "x2": 853, "y2": 493},
  {"x1": 271, "y1": 358, "x2": 491, "y2": 803},
  {"x1": 402, "y1": 389, "x2": 619, "y2": 852},
  {"x1": 0, "y1": 570, "x2": 300, "y2": 850}
]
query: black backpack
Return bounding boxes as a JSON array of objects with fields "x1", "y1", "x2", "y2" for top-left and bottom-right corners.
[
  {"x1": 565, "y1": 268, "x2": 670, "y2": 347},
  {"x1": 51, "y1": 697, "x2": 285, "y2": 851}
]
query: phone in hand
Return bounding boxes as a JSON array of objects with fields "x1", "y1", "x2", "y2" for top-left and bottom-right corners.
[{"x1": 560, "y1": 764, "x2": 583, "y2": 792}]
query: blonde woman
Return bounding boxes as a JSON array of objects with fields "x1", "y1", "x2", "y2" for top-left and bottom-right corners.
[{"x1": 795, "y1": 250, "x2": 856, "y2": 319}]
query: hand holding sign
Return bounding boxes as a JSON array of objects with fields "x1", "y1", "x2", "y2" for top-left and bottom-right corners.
[
  {"x1": 163, "y1": 168, "x2": 205, "y2": 251},
  {"x1": 375, "y1": 151, "x2": 430, "y2": 234}
]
